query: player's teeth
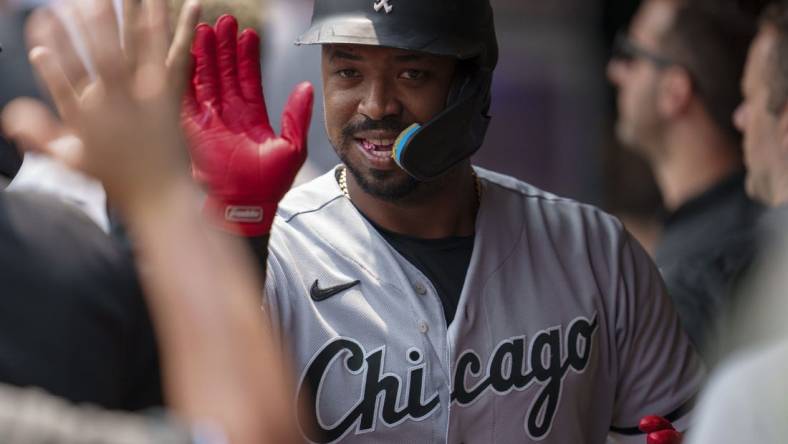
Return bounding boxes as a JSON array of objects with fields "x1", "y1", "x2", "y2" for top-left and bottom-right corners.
[
  {"x1": 369, "y1": 150, "x2": 389, "y2": 159},
  {"x1": 362, "y1": 139, "x2": 394, "y2": 151}
]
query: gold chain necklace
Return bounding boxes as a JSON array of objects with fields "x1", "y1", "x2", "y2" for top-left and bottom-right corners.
[{"x1": 338, "y1": 166, "x2": 482, "y2": 202}]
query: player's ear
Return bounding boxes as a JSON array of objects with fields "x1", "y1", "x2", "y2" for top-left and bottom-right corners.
[{"x1": 657, "y1": 66, "x2": 692, "y2": 118}]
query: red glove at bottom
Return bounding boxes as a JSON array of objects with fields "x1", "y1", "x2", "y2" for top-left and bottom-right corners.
[{"x1": 639, "y1": 415, "x2": 682, "y2": 444}]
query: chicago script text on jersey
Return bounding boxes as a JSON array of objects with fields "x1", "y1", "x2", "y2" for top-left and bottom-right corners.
[{"x1": 296, "y1": 315, "x2": 599, "y2": 443}]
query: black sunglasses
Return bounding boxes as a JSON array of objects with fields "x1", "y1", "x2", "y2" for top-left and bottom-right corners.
[{"x1": 612, "y1": 32, "x2": 674, "y2": 68}]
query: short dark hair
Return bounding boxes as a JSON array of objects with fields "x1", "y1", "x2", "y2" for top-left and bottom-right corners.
[
  {"x1": 759, "y1": 1, "x2": 788, "y2": 114},
  {"x1": 659, "y1": 1, "x2": 756, "y2": 142}
]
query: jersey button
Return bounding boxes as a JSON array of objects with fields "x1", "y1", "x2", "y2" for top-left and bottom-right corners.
[
  {"x1": 414, "y1": 282, "x2": 427, "y2": 295},
  {"x1": 418, "y1": 321, "x2": 429, "y2": 333}
]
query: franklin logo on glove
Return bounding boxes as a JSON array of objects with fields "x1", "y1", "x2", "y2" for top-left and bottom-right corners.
[{"x1": 225, "y1": 206, "x2": 263, "y2": 222}]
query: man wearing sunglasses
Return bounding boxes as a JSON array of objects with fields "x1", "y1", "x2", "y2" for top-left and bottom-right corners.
[{"x1": 608, "y1": 0, "x2": 763, "y2": 365}]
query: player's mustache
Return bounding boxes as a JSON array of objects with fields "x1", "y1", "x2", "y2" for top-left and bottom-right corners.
[{"x1": 341, "y1": 116, "x2": 408, "y2": 139}]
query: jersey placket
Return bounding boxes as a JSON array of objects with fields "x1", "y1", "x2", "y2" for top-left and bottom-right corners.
[{"x1": 386, "y1": 243, "x2": 456, "y2": 442}]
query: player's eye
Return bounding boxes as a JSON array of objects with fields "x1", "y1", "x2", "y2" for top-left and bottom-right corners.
[
  {"x1": 336, "y1": 69, "x2": 361, "y2": 79},
  {"x1": 400, "y1": 69, "x2": 428, "y2": 81}
]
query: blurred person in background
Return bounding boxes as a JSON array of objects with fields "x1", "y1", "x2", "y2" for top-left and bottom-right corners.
[
  {"x1": 0, "y1": 0, "x2": 44, "y2": 183},
  {"x1": 686, "y1": 2, "x2": 788, "y2": 441},
  {"x1": 608, "y1": 0, "x2": 763, "y2": 363},
  {"x1": 734, "y1": 1, "x2": 788, "y2": 212},
  {"x1": 2, "y1": 0, "x2": 111, "y2": 229},
  {"x1": 0, "y1": 1, "x2": 168, "y2": 411},
  {"x1": 261, "y1": 0, "x2": 335, "y2": 184},
  {"x1": 602, "y1": 0, "x2": 666, "y2": 256},
  {"x1": 0, "y1": 0, "x2": 300, "y2": 442},
  {"x1": 719, "y1": 0, "x2": 788, "y2": 359},
  {"x1": 0, "y1": 175, "x2": 162, "y2": 411},
  {"x1": 0, "y1": 0, "x2": 209, "y2": 416}
]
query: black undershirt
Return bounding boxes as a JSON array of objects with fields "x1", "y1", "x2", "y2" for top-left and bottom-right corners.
[{"x1": 365, "y1": 217, "x2": 475, "y2": 326}]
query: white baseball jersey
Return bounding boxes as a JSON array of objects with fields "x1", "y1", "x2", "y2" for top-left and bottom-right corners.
[{"x1": 265, "y1": 166, "x2": 704, "y2": 443}]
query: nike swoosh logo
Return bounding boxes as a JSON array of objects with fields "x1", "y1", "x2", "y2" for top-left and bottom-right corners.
[{"x1": 310, "y1": 279, "x2": 361, "y2": 302}]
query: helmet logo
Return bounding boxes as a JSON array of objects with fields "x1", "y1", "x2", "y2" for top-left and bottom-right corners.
[{"x1": 373, "y1": 0, "x2": 393, "y2": 14}]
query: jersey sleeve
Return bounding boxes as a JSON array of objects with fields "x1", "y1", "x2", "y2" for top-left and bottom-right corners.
[
  {"x1": 609, "y1": 232, "x2": 705, "y2": 432},
  {"x1": 263, "y1": 251, "x2": 282, "y2": 331}
]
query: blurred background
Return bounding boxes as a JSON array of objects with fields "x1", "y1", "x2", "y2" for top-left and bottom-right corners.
[{"x1": 0, "y1": 0, "x2": 660, "y2": 247}]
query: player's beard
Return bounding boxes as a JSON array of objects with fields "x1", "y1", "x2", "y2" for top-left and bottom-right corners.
[{"x1": 334, "y1": 116, "x2": 421, "y2": 202}]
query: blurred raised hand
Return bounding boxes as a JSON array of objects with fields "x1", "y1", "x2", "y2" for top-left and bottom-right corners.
[
  {"x1": 1, "y1": 1, "x2": 303, "y2": 443},
  {"x1": 2, "y1": 0, "x2": 200, "y2": 211}
]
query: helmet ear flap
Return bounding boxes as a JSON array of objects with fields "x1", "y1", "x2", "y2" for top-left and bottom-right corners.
[
  {"x1": 446, "y1": 62, "x2": 475, "y2": 105},
  {"x1": 392, "y1": 67, "x2": 493, "y2": 181}
]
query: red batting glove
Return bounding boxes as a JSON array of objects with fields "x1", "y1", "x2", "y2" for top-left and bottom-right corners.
[
  {"x1": 182, "y1": 15, "x2": 313, "y2": 236},
  {"x1": 639, "y1": 415, "x2": 682, "y2": 444}
]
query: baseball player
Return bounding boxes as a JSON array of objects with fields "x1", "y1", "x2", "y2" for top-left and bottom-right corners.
[{"x1": 182, "y1": 1, "x2": 704, "y2": 442}]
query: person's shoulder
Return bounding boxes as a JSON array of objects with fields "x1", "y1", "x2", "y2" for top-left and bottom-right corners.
[
  {"x1": 477, "y1": 167, "x2": 625, "y2": 235},
  {"x1": 0, "y1": 191, "x2": 157, "y2": 408},
  {"x1": 720, "y1": 341, "x2": 788, "y2": 380},
  {"x1": 0, "y1": 190, "x2": 107, "y2": 242},
  {"x1": 0, "y1": 190, "x2": 139, "y2": 289},
  {"x1": 275, "y1": 167, "x2": 344, "y2": 224},
  {"x1": 691, "y1": 341, "x2": 788, "y2": 443},
  {"x1": 478, "y1": 167, "x2": 610, "y2": 213}
]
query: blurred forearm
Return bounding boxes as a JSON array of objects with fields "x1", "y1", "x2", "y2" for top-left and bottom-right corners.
[
  {"x1": 0, "y1": 384, "x2": 190, "y2": 444},
  {"x1": 123, "y1": 174, "x2": 298, "y2": 444}
]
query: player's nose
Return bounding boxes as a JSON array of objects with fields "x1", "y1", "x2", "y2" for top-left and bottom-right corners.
[{"x1": 357, "y1": 77, "x2": 402, "y2": 121}]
